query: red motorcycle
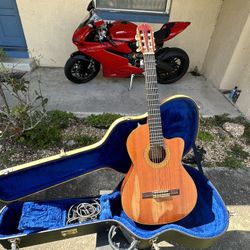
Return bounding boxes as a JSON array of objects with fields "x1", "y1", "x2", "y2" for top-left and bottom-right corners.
[{"x1": 65, "y1": 1, "x2": 190, "y2": 85}]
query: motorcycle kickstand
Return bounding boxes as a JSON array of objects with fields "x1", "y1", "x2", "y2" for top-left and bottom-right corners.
[
  {"x1": 128, "y1": 73, "x2": 144, "y2": 91},
  {"x1": 128, "y1": 74, "x2": 135, "y2": 91}
]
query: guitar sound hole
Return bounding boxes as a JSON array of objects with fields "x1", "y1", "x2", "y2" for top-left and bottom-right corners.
[{"x1": 149, "y1": 146, "x2": 166, "y2": 163}]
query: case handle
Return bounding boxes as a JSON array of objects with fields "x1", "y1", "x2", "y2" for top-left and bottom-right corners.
[{"x1": 108, "y1": 225, "x2": 139, "y2": 250}]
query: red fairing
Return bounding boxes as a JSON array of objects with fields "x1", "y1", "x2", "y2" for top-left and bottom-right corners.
[
  {"x1": 164, "y1": 22, "x2": 191, "y2": 41},
  {"x1": 73, "y1": 25, "x2": 91, "y2": 45},
  {"x1": 76, "y1": 42, "x2": 143, "y2": 77},
  {"x1": 109, "y1": 21, "x2": 137, "y2": 42}
]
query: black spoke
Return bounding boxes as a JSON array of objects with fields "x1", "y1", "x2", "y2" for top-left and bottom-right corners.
[{"x1": 157, "y1": 55, "x2": 185, "y2": 81}]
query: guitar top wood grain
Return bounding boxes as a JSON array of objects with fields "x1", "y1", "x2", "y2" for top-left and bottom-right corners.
[{"x1": 121, "y1": 124, "x2": 197, "y2": 225}]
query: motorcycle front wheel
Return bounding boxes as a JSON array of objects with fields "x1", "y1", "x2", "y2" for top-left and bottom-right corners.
[
  {"x1": 156, "y1": 47, "x2": 189, "y2": 84},
  {"x1": 64, "y1": 56, "x2": 100, "y2": 84}
]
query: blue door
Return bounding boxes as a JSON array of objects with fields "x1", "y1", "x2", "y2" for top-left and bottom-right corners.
[{"x1": 0, "y1": 0, "x2": 28, "y2": 58}]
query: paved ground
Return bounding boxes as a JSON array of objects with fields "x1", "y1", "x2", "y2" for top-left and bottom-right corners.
[
  {"x1": 0, "y1": 68, "x2": 248, "y2": 249},
  {"x1": 26, "y1": 67, "x2": 240, "y2": 117}
]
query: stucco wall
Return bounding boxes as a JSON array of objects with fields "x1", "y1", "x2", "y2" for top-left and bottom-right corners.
[
  {"x1": 167, "y1": 0, "x2": 223, "y2": 72},
  {"x1": 16, "y1": 0, "x2": 90, "y2": 67},
  {"x1": 233, "y1": 14, "x2": 250, "y2": 119},
  {"x1": 202, "y1": 0, "x2": 250, "y2": 88},
  {"x1": 17, "y1": 0, "x2": 222, "y2": 68}
]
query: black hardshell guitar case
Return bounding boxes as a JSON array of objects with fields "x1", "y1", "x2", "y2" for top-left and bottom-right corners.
[{"x1": 0, "y1": 95, "x2": 228, "y2": 249}]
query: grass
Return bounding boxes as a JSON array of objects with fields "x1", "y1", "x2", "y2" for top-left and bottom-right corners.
[
  {"x1": 230, "y1": 144, "x2": 249, "y2": 161},
  {"x1": 84, "y1": 113, "x2": 122, "y2": 129},
  {"x1": 2, "y1": 111, "x2": 122, "y2": 150},
  {"x1": 198, "y1": 131, "x2": 214, "y2": 142},
  {"x1": 217, "y1": 156, "x2": 244, "y2": 169},
  {"x1": 217, "y1": 144, "x2": 249, "y2": 169},
  {"x1": 0, "y1": 149, "x2": 22, "y2": 167},
  {"x1": 200, "y1": 114, "x2": 231, "y2": 128},
  {"x1": 1, "y1": 111, "x2": 249, "y2": 169},
  {"x1": 20, "y1": 110, "x2": 75, "y2": 149},
  {"x1": 243, "y1": 123, "x2": 250, "y2": 145}
]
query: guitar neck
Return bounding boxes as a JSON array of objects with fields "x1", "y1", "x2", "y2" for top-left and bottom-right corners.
[{"x1": 143, "y1": 53, "x2": 164, "y2": 148}]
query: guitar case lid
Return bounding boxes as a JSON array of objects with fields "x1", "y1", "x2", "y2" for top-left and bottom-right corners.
[{"x1": 0, "y1": 95, "x2": 199, "y2": 202}]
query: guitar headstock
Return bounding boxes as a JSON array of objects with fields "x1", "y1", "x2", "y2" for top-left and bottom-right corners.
[{"x1": 135, "y1": 23, "x2": 155, "y2": 54}]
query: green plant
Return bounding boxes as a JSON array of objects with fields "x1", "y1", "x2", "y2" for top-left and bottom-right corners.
[
  {"x1": 74, "y1": 135, "x2": 98, "y2": 146},
  {"x1": 230, "y1": 144, "x2": 249, "y2": 160},
  {"x1": 0, "y1": 148, "x2": 19, "y2": 167},
  {"x1": 21, "y1": 121, "x2": 61, "y2": 149},
  {"x1": 0, "y1": 49, "x2": 6, "y2": 60},
  {"x1": 218, "y1": 156, "x2": 245, "y2": 169},
  {"x1": 241, "y1": 121, "x2": 250, "y2": 145},
  {"x1": 190, "y1": 66, "x2": 201, "y2": 77},
  {"x1": 198, "y1": 131, "x2": 214, "y2": 142},
  {"x1": 204, "y1": 161, "x2": 215, "y2": 168},
  {"x1": 20, "y1": 111, "x2": 74, "y2": 149},
  {"x1": 47, "y1": 110, "x2": 74, "y2": 129},
  {"x1": 84, "y1": 113, "x2": 122, "y2": 129},
  {"x1": 0, "y1": 64, "x2": 48, "y2": 138},
  {"x1": 217, "y1": 144, "x2": 249, "y2": 169}
]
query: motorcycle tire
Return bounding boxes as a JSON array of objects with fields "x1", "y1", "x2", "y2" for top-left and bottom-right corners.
[
  {"x1": 156, "y1": 47, "x2": 189, "y2": 84},
  {"x1": 64, "y1": 56, "x2": 100, "y2": 84}
]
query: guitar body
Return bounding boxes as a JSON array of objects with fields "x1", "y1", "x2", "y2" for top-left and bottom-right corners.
[{"x1": 121, "y1": 124, "x2": 197, "y2": 225}]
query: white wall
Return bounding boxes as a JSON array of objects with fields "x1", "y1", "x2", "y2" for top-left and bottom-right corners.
[
  {"x1": 17, "y1": 0, "x2": 222, "y2": 69},
  {"x1": 167, "y1": 0, "x2": 223, "y2": 72},
  {"x1": 233, "y1": 14, "x2": 250, "y2": 119},
  {"x1": 202, "y1": 0, "x2": 250, "y2": 88},
  {"x1": 16, "y1": 0, "x2": 90, "y2": 67}
]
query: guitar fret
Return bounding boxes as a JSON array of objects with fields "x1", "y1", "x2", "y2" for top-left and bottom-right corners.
[
  {"x1": 145, "y1": 67, "x2": 156, "y2": 70},
  {"x1": 150, "y1": 109, "x2": 160, "y2": 113},
  {"x1": 150, "y1": 140, "x2": 164, "y2": 145},
  {"x1": 146, "y1": 80, "x2": 157, "y2": 82},
  {"x1": 150, "y1": 129, "x2": 162, "y2": 136},
  {"x1": 149, "y1": 122, "x2": 162, "y2": 127}
]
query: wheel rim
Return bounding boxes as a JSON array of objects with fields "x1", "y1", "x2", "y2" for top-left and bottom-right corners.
[
  {"x1": 71, "y1": 59, "x2": 97, "y2": 81},
  {"x1": 157, "y1": 56, "x2": 185, "y2": 81}
]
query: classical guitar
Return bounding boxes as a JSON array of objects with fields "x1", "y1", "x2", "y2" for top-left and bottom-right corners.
[{"x1": 121, "y1": 24, "x2": 197, "y2": 225}]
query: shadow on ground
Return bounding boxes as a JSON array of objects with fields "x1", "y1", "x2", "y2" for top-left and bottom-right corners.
[{"x1": 157, "y1": 231, "x2": 250, "y2": 250}]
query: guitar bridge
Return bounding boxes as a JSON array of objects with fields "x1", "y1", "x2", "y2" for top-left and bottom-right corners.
[{"x1": 142, "y1": 189, "x2": 180, "y2": 199}]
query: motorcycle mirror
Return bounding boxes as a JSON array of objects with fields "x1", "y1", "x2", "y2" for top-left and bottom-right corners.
[{"x1": 87, "y1": 0, "x2": 95, "y2": 12}]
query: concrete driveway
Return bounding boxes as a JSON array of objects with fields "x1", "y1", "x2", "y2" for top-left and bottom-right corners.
[{"x1": 27, "y1": 67, "x2": 240, "y2": 117}]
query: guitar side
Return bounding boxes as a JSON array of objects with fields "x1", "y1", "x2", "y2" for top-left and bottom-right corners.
[{"x1": 121, "y1": 124, "x2": 197, "y2": 225}]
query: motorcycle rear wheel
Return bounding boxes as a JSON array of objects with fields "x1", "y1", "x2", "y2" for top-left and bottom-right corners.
[
  {"x1": 156, "y1": 47, "x2": 189, "y2": 84},
  {"x1": 64, "y1": 56, "x2": 100, "y2": 84}
]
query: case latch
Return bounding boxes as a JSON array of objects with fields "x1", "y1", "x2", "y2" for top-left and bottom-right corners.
[
  {"x1": 61, "y1": 228, "x2": 78, "y2": 237},
  {"x1": 9, "y1": 238, "x2": 20, "y2": 250}
]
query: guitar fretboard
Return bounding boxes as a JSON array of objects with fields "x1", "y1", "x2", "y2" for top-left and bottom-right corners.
[{"x1": 143, "y1": 53, "x2": 164, "y2": 149}]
